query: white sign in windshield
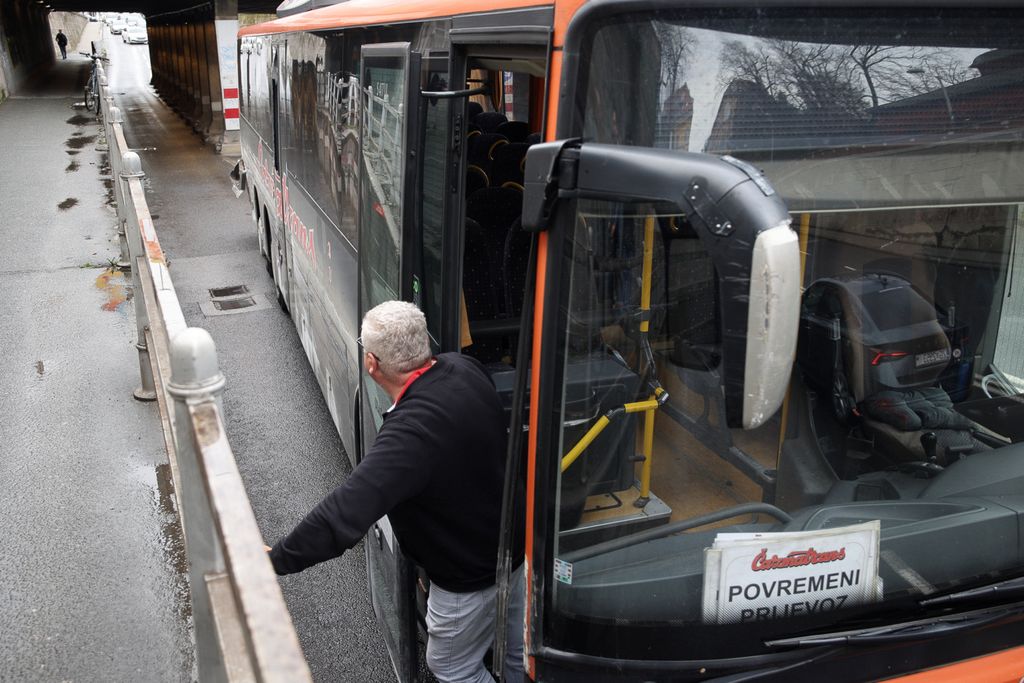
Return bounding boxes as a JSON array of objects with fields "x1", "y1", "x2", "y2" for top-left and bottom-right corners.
[{"x1": 702, "y1": 520, "x2": 881, "y2": 624}]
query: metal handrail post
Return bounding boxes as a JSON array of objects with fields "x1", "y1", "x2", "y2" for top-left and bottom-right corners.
[
  {"x1": 121, "y1": 151, "x2": 157, "y2": 402},
  {"x1": 108, "y1": 108, "x2": 130, "y2": 268},
  {"x1": 97, "y1": 73, "x2": 110, "y2": 150},
  {"x1": 96, "y1": 66, "x2": 106, "y2": 124},
  {"x1": 167, "y1": 328, "x2": 229, "y2": 683}
]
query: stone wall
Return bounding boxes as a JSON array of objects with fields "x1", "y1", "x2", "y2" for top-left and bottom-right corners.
[
  {"x1": 0, "y1": 0, "x2": 77, "y2": 100},
  {"x1": 49, "y1": 11, "x2": 90, "y2": 59}
]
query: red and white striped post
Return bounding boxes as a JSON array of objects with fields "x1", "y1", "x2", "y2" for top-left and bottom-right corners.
[{"x1": 213, "y1": 16, "x2": 240, "y2": 152}]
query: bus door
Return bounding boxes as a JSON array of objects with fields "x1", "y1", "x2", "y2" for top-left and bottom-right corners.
[
  {"x1": 445, "y1": 23, "x2": 551, "y2": 375},
  {"x1": 356, "y1": 41, "x2": 423, "y2": 683}
]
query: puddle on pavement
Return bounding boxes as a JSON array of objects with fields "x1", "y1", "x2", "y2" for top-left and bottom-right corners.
[
  {"x1": 95, "y1": 268, "x2": 133, "y2": 312},
  {"x1": 66, "y1": 114, "x2": 92, "y2": 126},
  {"x1": 103, "y1": 178, "x2": 116, "y2": 206},
  {"x1": 65, "y1": 161, "x2": 80, "y2": 173},
  {"x1": 154, "y1": 461, "x2": 193, "y2": 635},
  {"x1": 65, "y1": 135, "x2": 97, "y2": 150},
  {"x1": 128, "y1": 459, "x2": 192, "y2": 658},
  {"x1": 155, "y1": 463, "x2": 189, "y2": 579},
  {"x1": 58, "y1": 198, "x2": 78, "y2": 210}
]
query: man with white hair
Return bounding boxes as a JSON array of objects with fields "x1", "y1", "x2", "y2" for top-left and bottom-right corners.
[{"x1": 268, "y1": 300, "x2": 524, "y2": 682}]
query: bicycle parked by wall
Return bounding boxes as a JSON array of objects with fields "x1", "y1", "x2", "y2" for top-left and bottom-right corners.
[{"x1": 82, "y1": 48, "x2": 108, "y2": 116}]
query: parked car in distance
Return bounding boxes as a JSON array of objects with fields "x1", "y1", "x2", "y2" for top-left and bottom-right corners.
[
  {"x1": 123, "y1": 28, "x2": 148, "y2": 44},
  {"x1": 108, "y1": 21, "x2": 127, "y2": 34}
]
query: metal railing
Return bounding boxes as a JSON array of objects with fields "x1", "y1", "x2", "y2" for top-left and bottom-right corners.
[{"x1": 94, "y1": 49, "x2": 312, "y2": 683}]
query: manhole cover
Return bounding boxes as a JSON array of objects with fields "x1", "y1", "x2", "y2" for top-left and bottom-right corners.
[
  {"x1": 209, "y1": 284, "x2": 249, "y2": 298},
  {"x1": 199, "y1": 286, "x2": 273, "y2": 317},
  {"x1": 213, "y1": 297, "x2": 256, "y2": 311}
]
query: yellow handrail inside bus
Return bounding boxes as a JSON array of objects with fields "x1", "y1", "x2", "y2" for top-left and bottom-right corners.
[
  {"x1": 560, "y1": 216, "x2": 667, "y2": 507},
  {"x1": 560, "y1": 396, "x2": 661, "y2": 473},
  {"x1": 561, "y1": 415, "x2": 611, "y2": 473},
  {"x1": 639, "y1": 215, "x2": 655, "y2": 334},
  {"x1": 635, "y1": 215, "x2": 660, "y2": 500}
]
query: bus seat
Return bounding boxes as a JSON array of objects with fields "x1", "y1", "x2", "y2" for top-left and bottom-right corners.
[
  {"x1": 467, "y1": 186, "x2": 523, "y2": 303},
  {"x1": 462, "y1": 218, "x2": 506, "y2": 364},
  {"x1": 526, "y1": 132, "x2": 542, "y2": 145},
  {"x1": 501, "y1": 217, "x2": 531, "y2": 351},
  {"x1": 474, "y1": 111, "x2": 508, "y2": 133},
  {"x1": 467, "y1": 101, "x2": 483, "y2": 120},
  {"x1": 490, "y1": 142, "x2": 528, "y2": 187},
  {"x1": 495, "y1": 120, "x2": 530, "y2": 142},
  {"x1": 467, "y1": 165, "x2": 489, "y2": 194},
  {"x1": 467, "y1": 133, "x2": 508, "y2": 171},
  {"x1": 797, "y1": 274, "x2": 988, "y2": 467},
  {"x1": 467, "y1": 185, "x2": 522, "y2": 249}
]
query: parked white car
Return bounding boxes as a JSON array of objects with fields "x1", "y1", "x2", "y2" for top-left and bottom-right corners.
[{"x1": 123, "y1": 28, "x2": 148, "y2": 45}]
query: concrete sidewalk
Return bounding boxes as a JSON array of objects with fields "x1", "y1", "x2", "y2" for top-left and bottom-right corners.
[{"x1": 0, "y1": 54, "x2": 193, "y2": 681}]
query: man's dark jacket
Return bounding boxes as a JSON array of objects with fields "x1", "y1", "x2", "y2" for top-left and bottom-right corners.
[{"x1": 270, "y1": 352, "x2": 521, "y2": 592}]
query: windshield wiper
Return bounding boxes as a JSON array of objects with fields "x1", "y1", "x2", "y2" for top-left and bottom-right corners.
[
  {"x1": 919, "y1": 575, "x2": 1024, "y2": 607},
  {"x1": 764, "y1": 602, "x2": 1024, "y2": 648}
]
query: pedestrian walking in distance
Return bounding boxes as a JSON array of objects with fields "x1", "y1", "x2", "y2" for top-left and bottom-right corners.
[
  {"x1": 267, "y1": 300, "x2": 525, "y2": 682},
  {"x1": 55, "y1": 30, "x2": 68, "y2": 59}
]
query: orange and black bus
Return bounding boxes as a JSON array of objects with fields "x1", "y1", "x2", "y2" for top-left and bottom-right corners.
[{"x1": 237, "y1": 1, "x2": 1024, "y2": 680}]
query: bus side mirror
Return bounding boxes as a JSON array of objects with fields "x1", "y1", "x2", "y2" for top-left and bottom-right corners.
[{"x1": 522, "y1": 142, "x2": 800, "y2": 429}]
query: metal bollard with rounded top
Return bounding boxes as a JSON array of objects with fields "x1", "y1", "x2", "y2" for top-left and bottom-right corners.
[
  {"x1": 121, "y1": 151, "x2": 156, "y2": 401},
  {"x1": 167, "y1": 327, "x2": 229, "y2": 683},
  {"x1": 168, "y1": 328, "x2": 227, "y2": 408},
  {"x1": 107, "y1": 104, "x2": 123, "y2": 155}
]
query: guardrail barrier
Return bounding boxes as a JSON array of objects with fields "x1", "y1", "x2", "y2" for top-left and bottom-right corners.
[{"x1": 94, "y1": 48, "x2": 313, "y2": 683}]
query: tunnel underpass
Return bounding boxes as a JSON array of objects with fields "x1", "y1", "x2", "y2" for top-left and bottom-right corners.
[{"x1": 0, "y1": 0, "x2": 278, "y2": 152}]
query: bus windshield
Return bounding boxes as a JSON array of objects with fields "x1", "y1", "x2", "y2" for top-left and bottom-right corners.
[{"x1": 543, "y1": 6, "x2": 1024, "y2": 660}]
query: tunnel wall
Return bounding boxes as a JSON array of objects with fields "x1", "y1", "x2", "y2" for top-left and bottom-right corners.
[
  {"x1": 148, "y1": 0, "x2": 238, "y2": 152},
  {"x1": 0, "y1": 0, "x2": 55, "y2": 101},
  {"x1": 49, "y1": 12, "x2": 92, "y2": 59}
]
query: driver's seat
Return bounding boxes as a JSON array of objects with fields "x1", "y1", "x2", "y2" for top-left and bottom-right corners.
[{"x1": 799, "y1": 274, "x2": 987, "y2": 466}]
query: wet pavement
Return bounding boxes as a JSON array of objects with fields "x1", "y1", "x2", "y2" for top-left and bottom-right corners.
[
  {"x1": 101, "y1": 30, "x2": 396, "y2": 682},
  {"x1": 1, "y1": 25, "x2": 400, "y2": 682},
  {"x1": 0, "y1": 45, "x2": 193, "y2": 682}
]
